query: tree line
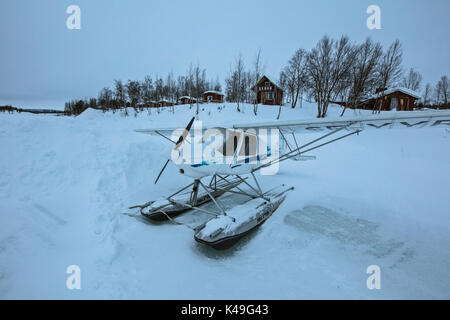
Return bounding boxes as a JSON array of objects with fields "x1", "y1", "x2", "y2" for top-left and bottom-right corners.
[
  {"x1": 65, "y1": 35, "x2": 449, "y2": 117},
  {"x1": 275, "y1": 35, "x2": 448, "y2": 117},
  {"x1": 65, "y1": 64, "x2": 221, "y2": 115}
]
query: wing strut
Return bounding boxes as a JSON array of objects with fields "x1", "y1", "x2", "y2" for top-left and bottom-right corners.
[{"x1": 253, "y1": 123, "x2": 360, "y2": 173}]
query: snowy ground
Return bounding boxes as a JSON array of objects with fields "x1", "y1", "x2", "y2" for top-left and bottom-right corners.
[{"x1": 0, "y1": 102, "x2": 449, "y2": 299}]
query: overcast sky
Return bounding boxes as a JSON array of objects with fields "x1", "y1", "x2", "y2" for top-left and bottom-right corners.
[{"x1": 1, "y1": 0, "x2": 449, "y2": 107}]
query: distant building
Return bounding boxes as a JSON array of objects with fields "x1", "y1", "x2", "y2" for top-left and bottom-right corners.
[
  {"x1": 158, "y1": 100, "x2": 174, "y2": 107},
  {"x1": 149, "y1": 101, "x2": 159, "y2": 108},
  {"x1": 139, "y1": 101, "x2": 160, "y2": 108},
  {"x1": 202, "y1": 90, "x2": 224, "y2": 103},
  {"x1": 178, "y1": 96, "x2": 197, "y2": 105},
  {"x1": 251, "y1": 75, "x2": 284, "y2": 105},
  {"x1": 333, "y1": 88, "x2": 421, "y2": 111}
]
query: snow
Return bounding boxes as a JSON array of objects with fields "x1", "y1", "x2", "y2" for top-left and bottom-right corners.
[
  {"x1": 179, "y1": 96, "x2": 197, "y2": 100},
  {"x1": 0, "y1": 102, "x2": 449, "y2": 299},
  {"x1": 203, "y1": 90, "x2": 224, "y2": 96},
  {"x1": 196, "y1": 188, "x2": 288, "y2": 241}
]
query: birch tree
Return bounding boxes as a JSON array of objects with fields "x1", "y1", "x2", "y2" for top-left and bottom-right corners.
[
  {"x1": 306, "y1": 35, "x2": 356, "y2": 118},
  {"x1": 402, "y1": 68, "x2": 422, "y2": 91},
  {"x1": 341, "y1": 38, "x2": 382, "y2": 116},
  {"x1": 234, "y1": 54, "x2": 245, "y2": 112},
  {"x1": 435, "y1": 76, "x2": 449, "y2": 107},
  {"x1": 253, "y1": 49, "x2": 263, "y2": 115},
  {"x1": 283, "y1": 49, "x2": 307, "y2": 109},
  {"x1": 373, "y1": 39, "x2": 403, "y2": 113},
  {"x1": 422, "y1": 83, "x2": 431, "y2": 107}
]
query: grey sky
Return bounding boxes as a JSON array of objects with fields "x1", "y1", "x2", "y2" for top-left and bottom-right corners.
[{"x1": 1, "y1": 0, "x2": 449, "y2": 107}]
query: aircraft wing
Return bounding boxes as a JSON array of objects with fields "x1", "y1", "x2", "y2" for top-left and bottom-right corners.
[{"x1": 233, "y1": 110, "x2": 450, "y2": 133}]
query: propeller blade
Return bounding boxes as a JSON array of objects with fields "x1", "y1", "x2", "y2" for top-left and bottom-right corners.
[
  {"x1": 154, "y1": 159, "x2": 170, "y2": 184},
  {"x1": 155, "y1": 117, "x2": 194, "y2": 184},
  {"x1": 174, "y1": 116, "x2": 195, "y2": 150}
]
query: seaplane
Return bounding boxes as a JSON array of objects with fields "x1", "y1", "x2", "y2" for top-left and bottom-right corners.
[{"x1": 130, "y1": 110, "x2": 450, "y2": 250}]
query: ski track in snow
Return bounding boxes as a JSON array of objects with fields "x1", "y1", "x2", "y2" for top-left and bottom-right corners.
[{"x1": 0, "y1": 103, "x2": 449, "y2": 299}]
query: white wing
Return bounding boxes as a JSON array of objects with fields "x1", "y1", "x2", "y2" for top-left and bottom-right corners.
[
  {"x1": 135, "y1": 110, "x2": 450, "y2": 137},
  {"x1": 233, "y1": 110, "x2": 450, "y2": 133}
]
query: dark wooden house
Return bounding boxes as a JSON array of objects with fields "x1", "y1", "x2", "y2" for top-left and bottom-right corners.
[
  {"x1": 202, "y1": 91, "x2": 224, "y2": 103},
  {"x1": 333, "y1": 88, "x2": 420, "y2": 111},
  {"x1": 158, "y1": 100, "x2": 174, "y2": 107},
  {"x1": 252, "y1": 75, "x2": 284, "y2": 105},
  {"x1": 150, "y1": 101, "x2": 159, "y2": 108},
  {"x1": 178, "y1": 96, "x2": 197, "y2": 105}
]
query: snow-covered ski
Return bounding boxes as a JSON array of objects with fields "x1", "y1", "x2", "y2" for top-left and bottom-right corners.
[
  {"x1": 194, "y1": 186, "x2": 293, "y2": 250},
  {"x1": 133, "y1": 175, "x2": 245, "y2": 221}
]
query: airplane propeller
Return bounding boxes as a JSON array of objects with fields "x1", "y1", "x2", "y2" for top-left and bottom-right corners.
[{"x1": 154, "y1": 116, "x2": 195, "y2": 184}]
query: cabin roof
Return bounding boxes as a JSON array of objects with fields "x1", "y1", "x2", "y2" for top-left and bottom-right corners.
[
  {"x1": 251, "y1": 75, "x2": 283, "y2": 91},
  {"x1": 179, "y1": 96, "x2": 196, "y2": 100}
]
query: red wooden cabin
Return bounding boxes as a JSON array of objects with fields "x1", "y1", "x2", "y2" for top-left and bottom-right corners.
[
  {"x1": 158, "y1": 100, "x2": 174, "y2": 107},
  {"x1": 252, "y1": 75, "x2": 284, "y2": 105},
  {"x1": 178, "y1": 96, "x2": 197, "y2": 105},
  {"x1": 333, "y1": 88, "x2": 420, "y2": 111},
  {"x1": 202, "y1": 91, "x2": 224, "y2": 103}
]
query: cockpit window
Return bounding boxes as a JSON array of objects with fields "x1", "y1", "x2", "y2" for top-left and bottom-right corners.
[
  {"x1": 216, "y1": 129, "x2": 257, "y2": 157},
  {"x1": 217, "y1": 130, "x2": 240, "y2": 156},
  {"x1": 239, "y1": 134, "x2": 257, "y2": 156}
]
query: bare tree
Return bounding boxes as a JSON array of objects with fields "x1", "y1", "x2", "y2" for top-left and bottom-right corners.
[
  {"x1": 213, "y1": 76, "x2": 222, "y2": 92},
  {"x1": 126, "y1": 80, "x2": 141, "y2": 109},
  {"x1": 186, "y1": 64, "x2": 194, "y2": 109},
  {"x1": 194, "y1": 64, "x2": 202, "y2": 115},
  {"x1": 252, "y1": 49, "x2": 263, "y2": 115},
  {"x1": 277, "y1": 72, "x2": 287, "y2": 119},
  {"x1": 340, "y1": 38, "x2": 382, "y2": 116},
  {"x1": 98, "y1": 87, "x2": 113, "y2": 110},
  {"x1": 141, "y1": 76, "x2": 154, "y2": 108},
  {"x1": 402, "y1": 68, "x2": 422, "y2": 91},
  {"x1": 166, "y1": 72, "x2": 176, "y2": 113},
  {"x1": 284, "y1": 49, "x2": 307, "y2": 109},
  {"x1": 422, "y1": 83, "x2": 432, "y2": 107},
  {"x1": 435, "y1": 75, "x2": 449, "y2": 107},
  {"x1": 234, "y1": 54, "x2": 245, "y2": 112},
  {"x1": 224, "y1": 55, "x2": 246, "y2": 111},
  {"x1": 114, "y1": 79, "x2": 127, "y2": 115},
  {"x1": 306, "y1": 35, "x2": 356, "y2": 118},
  {"x1": 373, "y1": 39, "x2": 403, "y2": 113}
]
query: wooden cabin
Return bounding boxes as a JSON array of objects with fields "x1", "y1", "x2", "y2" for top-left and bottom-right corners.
[
  {"x1": 158, "y1": 100, "x2": 174, "y2": 107},
  {"x1": 149, "y1": 101, "x2": 159, "y2": 108},
  {"x1": 333, "y1": 88, "x2": 420, "y2": 111},
  {"x1": 202, "y1": 91, "x2": 224, "y2": 103},
  {"x1": 136, "y1": 102, "x2": 158, "y2": 108},
  {"x1": 251, "y1": 75, "x2": 284, "y2": 105},
  {"x1": 178, "y1": 96, "x2": 197, "y2": 105}
]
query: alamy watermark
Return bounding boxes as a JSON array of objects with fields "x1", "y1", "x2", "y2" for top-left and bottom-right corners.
[
  {"x1": 367, "y1": 5, "x2": 381, "y2": 30},
  {"x1": 169, "y1": 121, "x2": 280, "y2": 175},
  {"x1": 66, "y1": 5, "x2": 81, "y2": 30},
  {"x1": 366, "y1": 265, "x2": 381, "y2": 290},
  {"x1": 66, "y1": 265, "x2": 81, "y2": 290}
]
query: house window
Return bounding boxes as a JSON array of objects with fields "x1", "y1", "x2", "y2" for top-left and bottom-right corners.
[
  {"x1": 267, "y1": 92, "x2": 274, "y2": 100},
  {"x1": 265, "y1": 82, "x2": 270, "y2": 87},
  {"x1": 207, "y1": 95, "x2": 213, "y2": 101}
]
